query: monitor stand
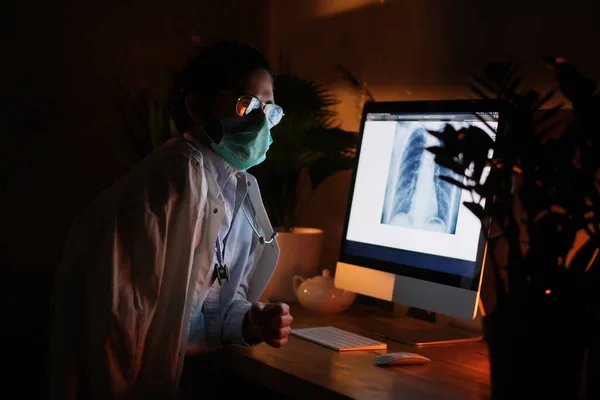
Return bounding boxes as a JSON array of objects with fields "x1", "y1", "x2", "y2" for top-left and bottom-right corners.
[{"x1": 358, "y1": 315, "x2": 482, "y2": 347}]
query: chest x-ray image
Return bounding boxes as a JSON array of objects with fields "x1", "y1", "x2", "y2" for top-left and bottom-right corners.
[{"x1": 381, "y1": 121, "x2": 464, "y2": 234}]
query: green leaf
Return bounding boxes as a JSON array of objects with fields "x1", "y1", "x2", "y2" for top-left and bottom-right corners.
[
  {"x1": 483, "y1": 62, "x2": 514, "y2": 87},
  {"x1": 426, "y1": 129, "x2": 444, "y2": 141},
  {"x1": 536, "y1": 121, "x2": 563, "y2": 140},
  {"x1": 500, "y1": 63, "x2": 519, "y2": 90},
  {"x1": 438, "y1": 175, "x2": 471, "y2": 191},
  {"x1": 336, "y1": 64, "x2": 375, "y2": 101},
  {"x1": 473, "y1": 112, "x2": 497, "y2": 135},
  {"x1": 464, "y1": 202, "x2": 486, "y2": 220},
  {"x1": 533, "y1": 89, "x2": 557, "y2": 110},
  {"x1": 426, "y1": 145, "x2": 446, "y2": 157},
  {"x1": 117, "y1": 80, "x2": 174, "y2": 160},
  {"x1": 534, "y1": 104, "x2": 563, "y2": 125},
  {"x1": 504, "y1": 76, "x2": 521, "y2": 96},
  {"x1": 569, "y1": 240, "x2": 599, "y2": 273},
  {"x1": 434, "y1": 154, "x2": 467, "y2": 175},
  {"x1": 469, "y1": 75, "x2": 495, "y2": 98},
  {"x1": 336, "y1": 64, "x2": 360, "y2": 87},
  {"x1": 274, "y1": 75, "x2": 339, "y2": 127}
]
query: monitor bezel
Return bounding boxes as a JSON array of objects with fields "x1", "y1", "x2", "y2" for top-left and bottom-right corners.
[{"x1": 338, "y1": 99, "x2": 504, "y2": 292}]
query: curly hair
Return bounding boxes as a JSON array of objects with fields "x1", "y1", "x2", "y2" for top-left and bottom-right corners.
[{"x1": 170, "y1": 41, "x2": 271, "y2": 134}]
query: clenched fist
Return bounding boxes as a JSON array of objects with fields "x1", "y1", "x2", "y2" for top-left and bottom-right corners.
[{"x1": 243, "y1": 302, "x2": 293, "y2": 348}]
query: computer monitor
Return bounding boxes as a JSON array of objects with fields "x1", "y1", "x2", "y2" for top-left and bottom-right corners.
[{"x1": 334, "y1": 100, "x2": 501, "y2": 345}]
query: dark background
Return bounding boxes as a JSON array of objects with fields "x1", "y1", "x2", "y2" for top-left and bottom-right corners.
[{"x1": 2, "y1": 0, "x2": 599, "y2": 397}]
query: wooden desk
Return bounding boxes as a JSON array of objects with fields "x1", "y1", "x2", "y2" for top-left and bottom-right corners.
[{"x1": 221, "y1": 305, "x2": 490, "y2": 400}]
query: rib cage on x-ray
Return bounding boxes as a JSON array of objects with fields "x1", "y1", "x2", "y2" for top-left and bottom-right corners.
[
  {"x1": 382, "y1": 124, "x2": 461, "y2": 234},
  {"x1": 391, "y1": 128, "x2": 426, "y2": 218}
]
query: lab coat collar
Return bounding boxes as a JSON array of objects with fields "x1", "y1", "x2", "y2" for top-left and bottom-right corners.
[{"x1": 183, "y1": 134, "x2": 241, "y2": 192}]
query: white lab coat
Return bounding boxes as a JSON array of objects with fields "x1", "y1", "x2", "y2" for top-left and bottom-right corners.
[{"x1": 47, "y1": 138, "x2": 279, "y2": 399}]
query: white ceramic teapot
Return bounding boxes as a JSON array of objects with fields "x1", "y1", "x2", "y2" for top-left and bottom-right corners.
[{"x1": 292, "y1": 269, "x2": 356, "y2": 314}]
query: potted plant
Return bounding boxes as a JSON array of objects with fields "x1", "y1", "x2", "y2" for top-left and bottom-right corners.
[
  {"x1": 428, "y1": 58, "x2": 599, "y2": 399},
  {"x1": 114, "y1": 81, "x2": 177, "y2": 168},
  {"x1": 250, "y1": 74, "x2": 360, "y2": 302}
]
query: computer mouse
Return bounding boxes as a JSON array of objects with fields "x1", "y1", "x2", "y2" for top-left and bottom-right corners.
[{"x1": 374, "y1": 352, "x2": 431, "y2": 366}]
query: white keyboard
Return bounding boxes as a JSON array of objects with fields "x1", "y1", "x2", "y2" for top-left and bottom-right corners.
[{"x1": 291, "y1": 326, "x2": 387, "y2": 352}]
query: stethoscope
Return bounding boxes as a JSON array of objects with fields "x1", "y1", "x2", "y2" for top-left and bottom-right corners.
[
  {"x1": 213, "y1": 199, "x2": 278, "y2": 284},
  {"x1": 241, "y1": 203, "x2": 278, "y2": 244}
]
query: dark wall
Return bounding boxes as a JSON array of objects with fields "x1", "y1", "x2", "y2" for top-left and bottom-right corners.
[{"x1": 2, "y1": 1, "x2": 67, "y2": 396}]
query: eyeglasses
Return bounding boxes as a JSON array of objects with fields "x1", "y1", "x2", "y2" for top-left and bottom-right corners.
[{"x1": 235, "y1": 95, "x2": 284, "y2": 128}]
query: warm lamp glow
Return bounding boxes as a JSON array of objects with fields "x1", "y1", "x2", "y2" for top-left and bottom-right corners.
[
  {"x1": 545, "y1": 289, "x2": 552, "y2": 295},
  {"x1": 313, "y1": 0, "x2": 382, "y2": 17}
]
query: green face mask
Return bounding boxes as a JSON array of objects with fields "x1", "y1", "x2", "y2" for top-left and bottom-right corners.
[{"x1": 210, "y1": 114, "x2": 273, "y2": 171}]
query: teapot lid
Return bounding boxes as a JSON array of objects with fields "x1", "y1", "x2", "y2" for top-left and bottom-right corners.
[{"x1": 307, "y1": 269, "x2": 333, "y2": 283}]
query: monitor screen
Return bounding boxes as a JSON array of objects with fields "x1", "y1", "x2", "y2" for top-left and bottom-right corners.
[{"x1": 340, "y1": 104, "x2": 499, "y2": 291}]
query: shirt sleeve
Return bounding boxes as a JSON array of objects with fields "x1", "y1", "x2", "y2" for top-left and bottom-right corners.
[
  {"x1": 221, "y1": 238, "x2": 262, "y2": 346},
  {"x1": 201, "y1": 287, "x2": 255, "y2": 349},
  {"x1": 222, "y1": 298, "x2": 254, "y2": 345}
]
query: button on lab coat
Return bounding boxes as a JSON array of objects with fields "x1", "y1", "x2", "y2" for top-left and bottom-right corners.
[{"x1": 47, "y1": 138, "x2": 279, "y2": 399}]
